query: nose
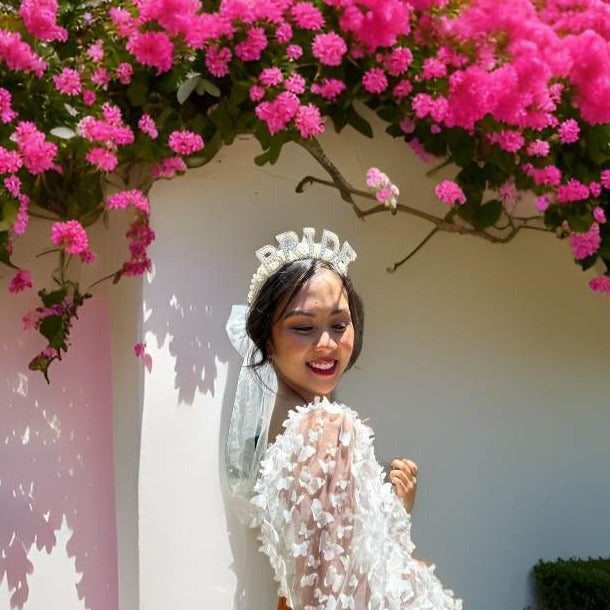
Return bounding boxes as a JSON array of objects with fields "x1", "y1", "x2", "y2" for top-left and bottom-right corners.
[{"x1": 314, "y1": 329, "x2": 337, "y2": 351}]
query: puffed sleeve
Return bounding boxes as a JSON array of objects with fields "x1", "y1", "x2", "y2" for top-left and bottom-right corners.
[{"x1": 250, "y1": 399, "x2": 462, "y2": 610}]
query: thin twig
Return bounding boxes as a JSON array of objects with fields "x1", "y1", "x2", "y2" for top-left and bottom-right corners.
[{"x1": 387, "y1": 227, "x2": 440, "y2": 273}]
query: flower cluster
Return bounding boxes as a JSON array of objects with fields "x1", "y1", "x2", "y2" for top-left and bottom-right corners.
[{"x1": 1, "y1": 0, "x2": 610, "y2": 380}]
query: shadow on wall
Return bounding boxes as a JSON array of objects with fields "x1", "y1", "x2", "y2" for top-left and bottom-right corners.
[{"x1": 0, "y1": 295, "x2": 117, "y2": 610}]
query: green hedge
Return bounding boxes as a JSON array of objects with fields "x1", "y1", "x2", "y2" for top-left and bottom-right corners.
[{"x1": 534, "y1": 557, "x2": 610, "y2": 610}]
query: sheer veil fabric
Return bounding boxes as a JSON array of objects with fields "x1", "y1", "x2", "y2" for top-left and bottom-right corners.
[{"x1": 225, "y1": 307, "x2": 462, "y2": 609}]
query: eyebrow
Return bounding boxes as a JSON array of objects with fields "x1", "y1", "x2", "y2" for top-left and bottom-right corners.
[{"x1": 282, "y1": 308, "x2": 350, "y2": 319}]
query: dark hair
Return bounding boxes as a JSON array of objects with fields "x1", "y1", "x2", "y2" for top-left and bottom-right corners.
[{"x1": 246, "y1": 258, "x2": 364, "y2": 370}]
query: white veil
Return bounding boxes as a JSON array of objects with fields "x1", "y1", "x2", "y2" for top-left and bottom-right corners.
[{"x1": 225, "y1": 305, "x2": 277, "y2": 504}]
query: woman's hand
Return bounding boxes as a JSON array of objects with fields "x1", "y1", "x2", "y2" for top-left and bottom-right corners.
[{"x1": 389, "y1": 458, "x2": 418, "y2": 513}]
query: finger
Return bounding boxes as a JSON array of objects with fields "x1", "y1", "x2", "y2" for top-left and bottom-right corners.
[
  {"x1": 391, "y1": 476, "x2": 406, "y2": 498},
  {"x1": 401, "y1": 458, "x2": 418, "y2": 476},
  {"x1": 391, "y1": 469, "x2": 416, "y2": 489}
]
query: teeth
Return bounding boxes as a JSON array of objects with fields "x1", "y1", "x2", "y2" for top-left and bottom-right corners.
[{"x1": 309, "y1": 360, "x2": 335, "y2": 370}]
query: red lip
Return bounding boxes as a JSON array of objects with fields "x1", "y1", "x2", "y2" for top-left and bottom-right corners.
[{"x1": 307, "y1": 359, "x2": 337, "y2": 376}]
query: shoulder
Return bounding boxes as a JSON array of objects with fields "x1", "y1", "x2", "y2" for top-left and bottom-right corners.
[{"x1": 283, "y1": 397, "x2": 373, "y2": 448}]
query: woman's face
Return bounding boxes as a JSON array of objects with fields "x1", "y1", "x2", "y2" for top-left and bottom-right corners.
[{"x1": 269, "y1": 267, "x2": 355, "y2": 403}]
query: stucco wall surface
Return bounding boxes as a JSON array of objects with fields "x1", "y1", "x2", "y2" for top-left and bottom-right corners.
[{"x1": 138, "y1": 118, "x2": 610, "y2": 610}]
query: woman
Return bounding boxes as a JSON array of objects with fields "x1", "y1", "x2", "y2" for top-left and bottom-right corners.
[{"x1": 226, "y1": 228, "x2": 461, "y2": 610}]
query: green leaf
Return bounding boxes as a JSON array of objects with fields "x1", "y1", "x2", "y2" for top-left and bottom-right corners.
[
  {"x1": 596, "y1": 242, "x2": 610, "y2": 259},
  {"x1": 40, "y1": 288, "x2": 67, "y2": 308},
  {"x1": 447, "y1": 128, "x2": 475, "y2": 168},
  {"x1": 583, "y1": 124, "x2": 610, "y2": 165},
  {"x1": 346, "y1": 106, "x2": 373, "y2": 138},
  {"x1": 39, "y1": 315, "x2": 66, "y2": 350},
  {"x1": 209, "y1": 101, "x2": 238, "y2": 144},
  {"x1": 0, "y1": 199, "x2": 19, "y2": 232},
  {"x1": 186, "y1": 130, "x2": 223, "y2": 168},
  {"x1": 376, "y1": 105, "x2": 402, "y2": 124},
  {"x1": 196, "y1": 78, "x2": 221, "y2": 98},
  {"x1": 576, "y1": 254, "x2": 598, "y2": 271},
  {"x1": 482, "y1": 162, "x2": 507, "y2": 188},
  {"x1": 329, "y1": 108, "x2": 348, "y2": 133},
  {"x1": 177, "y1": 74, "x2": 202, "y2": 105},
  {"x1": 0, "y1": 231, "x2": 12, "y2": 266},
  {"x1": 229, "y1": 80, "x2": 250, "y2": 106},
  {"x1": 474, "y1": 199, "x2": 503, "y2": 230},
  {"x1": 254, "y1": 133, "x2": 289, "y2": 166},
  {"x1": 456, "y1": 161, "x2": 485, "y2": 207},
  {"x1": 127, "y1": 79, "x2": 149, "y2": 107}
]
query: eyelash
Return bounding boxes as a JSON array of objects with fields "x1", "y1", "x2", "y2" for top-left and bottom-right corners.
[{"x1": 292, "y1": 323, "x2": 349, "y2": 334}]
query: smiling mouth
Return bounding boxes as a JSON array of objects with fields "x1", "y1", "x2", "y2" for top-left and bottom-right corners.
[{"x1": 307, "y1": 358, "x2": 338, "y2": 376}]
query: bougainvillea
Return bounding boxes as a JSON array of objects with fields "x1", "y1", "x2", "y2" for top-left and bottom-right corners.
[{"x1": 1, "y1": 0, "x2": 610, "y2": 382}]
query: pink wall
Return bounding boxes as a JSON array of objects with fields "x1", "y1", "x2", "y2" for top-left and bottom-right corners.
[{"x1": 0, "y1": 291, "x2": 117, "y2": 610}]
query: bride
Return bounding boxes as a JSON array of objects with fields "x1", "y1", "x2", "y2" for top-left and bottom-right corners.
[{"x1": 226, "y1": 228, "x2": 462, "y2": 610}]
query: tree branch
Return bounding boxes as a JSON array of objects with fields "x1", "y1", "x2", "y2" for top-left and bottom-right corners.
[{"x1": 293, "y1": 138, "x2": 554, "y2": 270}]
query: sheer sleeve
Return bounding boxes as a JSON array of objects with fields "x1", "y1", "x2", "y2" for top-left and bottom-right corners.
[{"x1": 250, "y1": 399, "x2": 462, "y2": 610}]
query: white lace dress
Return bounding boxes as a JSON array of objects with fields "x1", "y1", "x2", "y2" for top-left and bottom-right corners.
[{"x1": 249, "y1": 398, "x2": 462, "y2": 610}]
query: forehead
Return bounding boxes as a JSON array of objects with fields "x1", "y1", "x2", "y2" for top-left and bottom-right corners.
[{"x1": 284, "y1": 268, "x2": 349, "y2": 312}]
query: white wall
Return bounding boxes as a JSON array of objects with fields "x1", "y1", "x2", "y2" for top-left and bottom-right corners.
[
  {"x1": 138, "y1": 116, "x2": 610, "y2": 610},
  {"x1": 0, "y1": 218, "x2": 118, "y2": 610}
]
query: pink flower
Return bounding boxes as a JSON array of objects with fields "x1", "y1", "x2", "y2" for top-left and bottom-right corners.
[
  {"x1": 255, "y1": 91, "x2": 300, "y2": 134},
  {"x1": 524, "y1": 164, "x2": 562, "y2": 187},
  {"x1": 285, "y1": 74, "x2": 306, "y2": 94},
  {"x1": 312, "y1": 32, "x2": 347, "y2": 67},
  {"x1": 138, "y1": 114, "x2": 158, "y2": 139},
  {"x1": 249, "y1": 85, "x2": 265, "y2": 102},
  {"x1": 0, "y1": 88, "x2": 17, "y2": 123},
  {"x1": 19, "y1": 0, "x2": 67, "y2": 42},
  {"x1": 527, "y1": 140, "x2": 550, "y2": 157},
  {"x1": 168, "y1": 130, "x2": 204, "y2": 155},
  {"x1": 311, "y1": 78, "x2": 346, "y2": 100},
  {"x1": 235, "y1": 27, "x2": 268, "y2": 61},
  {"x1": 600, "y1": 170, "x2": 610, "y2": 189},
  {"x1": 205, "y1": 46, "x2": 232, "y2": 77},
  {"x1": 435, "y1": 180, "x2": 466, "y2": 206},
  {"x1": 557, "y1": 179, "x2": 589, "y2": 204},
  {"x1": 0, "y1": 30, "x2": 47, "y2": 76},
  {"x1": 535, "y1": 194, "x2": 551, "y2": 213},
  {"x1": 116, "y1": 62, "x2": 134, "y2": 85},
  {"x1": 86, "y1": 147, "x2": 118, "y2": 172},
  {"x1": 134, "y1": 342, "x2": 152, "y2": 372},
  {"x1": 593, "y1": 207, "x2": 607, "y2": 224},
  {"x1": 13, "y1": 194, "x2": 29, "y2": 234},
  {"x1": 14, "y1": 121, "x2": 58, "y2": 175},
  {"x1": 91, "y1": 67, "x2": 111, "y2": 89},
  {"x1": 52, "y1": 68, "x2": 82, "y2": 95},
  {"x1": 151, "y1": 157, "x2": 187, "y2": 179},
  {"x1": 590, "y1": 182, "x2": 602, "y2": 198},
  {"x1": 362, "y1": 68, "x2": 388, "y2": 94},
  {"x1": 294, "y1": 104, "x2": 324, "y2": 138},
  {"x1": 276, "y1": 23, "x2": 293, "y2": 43},
  {"x1": 107, "y1": 189, "x2": 150, "y2": 213},
  {"x1": 291, "y1": 2, "x2": 324, "y2": 30},
  {"x1": 8, "y1": 269, "x2": 32, "y2": 294},
  {"x1": 488, "y1": 131, "x2": 525, "y2": 153},
  {"x1": 127, "y1": 31, "x2": 174, "y2": 74},
  {"x1": 498, "y1": 177, "x2": 518, "y2": 209},
  {"x1": 4, "y1": 175, "x2": 21, "y2": 196},
  {"x1": 51, "y1": 220, "x2": 89, "y2": 255},
  {"x1": 82, "y1": 90, "x2": 96, "y2": 106},
  {"x1": 286, "y1": 44, "x2": 303, "y2": 60},
  {"x1": 558, "y1": 119, "x2": 580, "y2": 144},
  {"x1": 384, "y1": 48, "x2": 412, "y2": 76},
  {"x1": 393, "y1": 80, "x2": 413, "y2": 99},
  {"x1": 109, "y1": 7, "x2": 137, "y2": 37},
  {"x1": 366, "y1": 167, "x2": 399, "y2": 209},
  {"x1": 122, "y1": 218, "x2": 155, "y2": 277},
  {"x1": 87, "y1": 40, "x2": 104, "y2": 62},
  {"x1": 259, "y1": 67, "x2": 283, "y2": 87},
  {"x1": 422, "y1": 57, "x2": 447, "y2": 80},
  {"x1": 589, "y1": 276, "x2": 610, "y2": 294},
  {"x1": 569, "y1": 222, "x2": 601, "y2": 260},
  {"x1": 399, "y1": 117, "x2": 415, "y2": 134},
  {"x1": 0, "y1": 147, "x2": 22, "y2": 173}
]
